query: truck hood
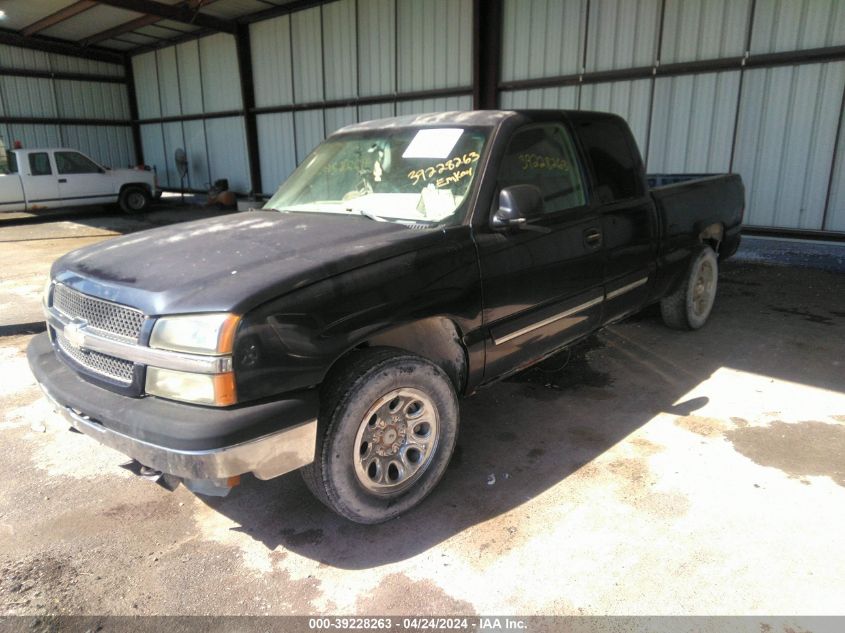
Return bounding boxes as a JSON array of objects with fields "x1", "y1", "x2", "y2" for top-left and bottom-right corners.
[{"x1": 52, "y1": 211, "x2": 446, "y2": 315}]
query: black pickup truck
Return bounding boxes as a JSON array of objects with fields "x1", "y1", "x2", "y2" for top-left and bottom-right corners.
[{"x1": 28, "y1": 110, "x2": 744, "y2": 523}]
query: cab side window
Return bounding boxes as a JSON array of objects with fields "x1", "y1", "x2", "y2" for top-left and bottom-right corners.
[
  {"x1": 498, "y1": 124, "x2": 586, "y2": 215},
  {"x1": 55, "y1": 151, "x2": 101, "y2": 175},
  {"x1": 29, "y1": 153, "x2": 52, "y2": 176},
  {"x1": 571, "y1": 117, "x2": 645, "y2": 203}
]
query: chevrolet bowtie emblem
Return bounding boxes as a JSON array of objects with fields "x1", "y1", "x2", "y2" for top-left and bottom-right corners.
[{"x1": 64, "y1": 320, "x2": 88, "y2": 351}]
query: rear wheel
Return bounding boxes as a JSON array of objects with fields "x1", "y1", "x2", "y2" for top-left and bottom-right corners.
[
  {"x1": 661, "y1": 245, "x2": 719, "y2": 330},
  {"x1": 301, "y1": 347, "x2": 459, "y2": 524},
  {"x1": 118, "y1": 186, "x2": 151, "y2": 213}
]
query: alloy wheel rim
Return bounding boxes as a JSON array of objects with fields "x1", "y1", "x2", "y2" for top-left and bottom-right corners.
[
  {"x1": 692, "y1": 259, "x2": 716, "y2": 317},
  {"x1": 128, "y1": 192, "x2": 145, "y2": 209},
  {"x1": 353, "y1": 388, "x2": 440, "y2": 495}
]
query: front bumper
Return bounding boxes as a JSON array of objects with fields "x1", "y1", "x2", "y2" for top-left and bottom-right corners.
[{"x1": 28, "y1": 332, "x2": 318, "y2": 482}]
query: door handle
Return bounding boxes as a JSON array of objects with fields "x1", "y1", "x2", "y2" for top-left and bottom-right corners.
[
  {"x1": 58, "y1": 178, "x2": 67, "y2": 183},
  {"x1": 584, "y1": 228, "x2": 602, "y2": 248}
]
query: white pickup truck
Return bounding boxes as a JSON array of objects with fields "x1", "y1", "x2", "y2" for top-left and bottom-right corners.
[{"x1": 0, "y1": 145, "x2": 157, "y2": 214}]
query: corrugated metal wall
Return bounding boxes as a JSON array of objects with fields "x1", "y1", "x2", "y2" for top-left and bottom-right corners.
[
  {"x1": 132, "y1": 33, "x2": 250, "y2": 193},
  {"x1": 0, "y1": 44, "x2": 134, "y2": 169},
  {"x1": 249, "y1": 0, "x2": 473, "y2": 194},
  {"x1": 499, "y1": 0, "x2": 845, "y2": 232}
]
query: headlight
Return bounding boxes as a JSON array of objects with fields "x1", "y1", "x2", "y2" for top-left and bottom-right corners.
[
  {"x1": 150, "y1": 313, "x2": 239, "y2": 355},
  {"x1": 145, "y1": 367, "x2": 237, "y2": 406}
]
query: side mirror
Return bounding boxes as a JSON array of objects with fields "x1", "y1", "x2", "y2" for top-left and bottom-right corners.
[{"x1": 491, "y1": 185, "x2": 543, "y2": 230}]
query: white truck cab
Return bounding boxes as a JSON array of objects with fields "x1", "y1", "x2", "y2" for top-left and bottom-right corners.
[{"x1": 0, "y1": 144, "x2": 157, "y2": 214}]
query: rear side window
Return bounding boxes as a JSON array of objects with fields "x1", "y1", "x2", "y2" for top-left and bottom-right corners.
[
  {"x1": 498, "y1": 124, "x2": 586, "y2": 215},
  {"x1": 573, "y1": 117, "x2": 644, "y2": 203},
  {"x1": 55, "y1": 151, "x2": 101, "y2": 175},
  {"x1": 29, "y1": 153, "x2": 52, "y2": 176}
]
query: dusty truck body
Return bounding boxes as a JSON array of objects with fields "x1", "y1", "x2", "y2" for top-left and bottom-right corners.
[
  {"x1": 0, "y1": 145, "x2": 157, "y2": 214},
  {"x1": 28, "y1": 110, "x2": 744, "y2": 523}
]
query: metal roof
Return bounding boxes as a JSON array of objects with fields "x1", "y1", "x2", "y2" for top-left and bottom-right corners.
[{"x1": 0, "y1": 0, "x2": 324, "y2": 62}]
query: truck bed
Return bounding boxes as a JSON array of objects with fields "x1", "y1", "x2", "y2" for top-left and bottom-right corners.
[{"x1": 648, "y1": 173, "x2": 744, "y2": 255}]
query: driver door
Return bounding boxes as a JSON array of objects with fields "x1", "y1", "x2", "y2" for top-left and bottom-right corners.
[
  {"x1": 54, "y1": 150, "x2": 115, "y2": 207},
  {"x1": 474, "y1": 122, "x2": 605, "y2": 380}
]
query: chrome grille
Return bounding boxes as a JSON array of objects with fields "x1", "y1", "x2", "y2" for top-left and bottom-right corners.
[
  {"x1": 56, "y1": 331, "x2": 134, "y2": 384},
  {"x1": 52, "y1": 284, "x2": 145, "y2": 341}
]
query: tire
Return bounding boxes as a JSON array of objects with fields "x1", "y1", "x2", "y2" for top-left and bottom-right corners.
[
  {"x1": 301, "y1": 347, "x2": 459, "y2": 524},
  {"x1": 661, "y1": 245, "x2": 719, "y2": 330},
  {"x1": 118, "y1": 186, "x2": 151, "y2": 213}
]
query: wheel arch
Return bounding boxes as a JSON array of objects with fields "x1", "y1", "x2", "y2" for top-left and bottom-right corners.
[
  {"x1": 119, "y1": 182, "x2": 152, "y2": 195},
  {"x1": 698, "y1": 222, "x2": 724, "y2": 254},
  {"x1": 324, "y1": 317, "x2": 468, "y2": 395}
]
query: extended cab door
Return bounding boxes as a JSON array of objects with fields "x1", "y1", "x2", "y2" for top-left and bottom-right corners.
[
  {"x1": 53, "y1": 150, "x2": 116, "y2": 206},
  {"x1": 21, "y1": 151, "x2": 61, "y2": 208},
  {"x1": 474, "y1": 121, "x2": 605, "y2": 381},
  {"x1": 569, "y1": 113, "x2": 658, "y2": 322}
]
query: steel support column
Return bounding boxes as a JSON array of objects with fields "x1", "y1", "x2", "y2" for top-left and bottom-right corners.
[
  {"x1": 235, "y1": 25, "x2": 262, "y2": 196},
  {"x1": 124, "y1": 58, "x2": 145, "y2": 166},
  {"x1": 473, "y1": 0, "x2": 502, "y2": 110}
]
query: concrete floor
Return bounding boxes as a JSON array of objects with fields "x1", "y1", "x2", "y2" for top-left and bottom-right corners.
[{"x1": 1, "y1": 210, "x2": 844, "y2": 617}]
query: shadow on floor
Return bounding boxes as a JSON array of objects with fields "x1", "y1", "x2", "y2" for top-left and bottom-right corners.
[{"x1": 198, "y1": 259, "x2": 845, "y2": 569}]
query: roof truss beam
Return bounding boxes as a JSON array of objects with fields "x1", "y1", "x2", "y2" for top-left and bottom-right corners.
[
  {"x1": 21, "y1": 0, "x2": 97, "y2": 36},
  {"x1": 83, "y1": 14, "x2": 162, "y2": 46},
  {"x1": 93, "y1": 0, "x2": 235, "y2": 34}
]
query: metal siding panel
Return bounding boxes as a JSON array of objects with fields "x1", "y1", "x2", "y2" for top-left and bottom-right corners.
[
  {"x1": 133, "y1": 52, "x2": 162, "y2": 119},
  {"x1": 55, "y1": 81, "x2": 130, "y2": 120},
  {"x1": 140, "y1": 123, "x2": 167, "y2": 184},
  {"x1": 647, "y1": 71, "x2": 740, "y2": 172},
  {"x1": 161, "y1": 122, "x2": 186, "y2": 188},
  {"x1": 733, "y1": 62, "x2": 845, "y2": 230},
  {"x1": 499, "y1": 86, "x2": 580, "y2": 109},
  {"x1": 661, "y1": 0, "x2": 751, "y2": 63},
  {"x1": 250, "y1": 15, "x2": 294, "y2": 108},
  {"x1": 397, "y1": 0, "x2": 472, "y2": 92},
  {"x1": 580, "y1": 79, "x2": 653, "y2": 151},
  {"x1": 205, "y1": 117, "x2": 251, "y2": 193},
  {"x1": 0, "y1": 45, "x2": 51, "y2": 71},
  {"x1": 291, "y1": 8, "x2": 324, "y2": 103},
  {"x1": 294, "y1": 110, "x2": 325, "y2": 163},
  {"x1": 751, "y1": 0, "x2": 845, "y2": 54},
  {"x1": 182, "y1": 120, "x2": 211, "y2": 190},
  {"x1": 358, "y1": 0, "x2": 396, "y2": 97},
  {"x1": 6, "y1": 124, "x2": 62, "y2": 148},
  {"x1": 501, "y1": 0, "x2": 588, "y2": 81},
  {"x1": 199, "y1": 34, "x2": 243, "y2": 112},
  {"x1": 48, "y1": 54, "x2": 123, "y2": 78},
  {"x1": 156, "y1": 47, "x2": 182, "y2": 117},
  {"x1": 323, "y1": 0, "x2": 358, "y2": 100},
  {"x1": 396, "y1": 95, "x2": 473, "y2": 115},
  {"x1": 826, "y1": 103, "x2": 845, "y2": 231},
  {"x1": 585, "y1": 0, "x2": 661, "y2": 72},
  {"x1": 60, "y1": 125, "x2": 134, "y2": 170},
  {"x1": 358, "y1": 102, "x2": 396, "y2": 122},
  {"x1": 325, "y1": 106, "x2": 358, "y2": 135},
  {"x1": 256, "y1": 112, "x2": 297, "y2": 194},
  {"x1": 176, "y1": 40, "x2": 204, "y2": 115},
  {"x1": 0, "y1": 77, "x2": 58, "y2": 118}
]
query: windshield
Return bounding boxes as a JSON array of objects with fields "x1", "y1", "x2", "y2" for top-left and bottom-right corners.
[{"x1": 264, "y1": 126, "x2": 489, "y2": 226}]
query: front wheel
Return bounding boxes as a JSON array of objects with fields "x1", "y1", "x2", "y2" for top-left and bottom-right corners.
[
  {"x1": 660, "y1": 245, "x2": 719, "y2": 330},
  {"x1": 301, "y1": 348, "x2": 459, "y2": 524},
  {"x1": 118, "y1": 186, "x2": 151, "y2": 213}
]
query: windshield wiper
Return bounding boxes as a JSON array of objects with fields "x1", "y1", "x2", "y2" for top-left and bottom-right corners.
[{"x1": 355, "y1": 209, "x2": 388, "y2": 222}]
